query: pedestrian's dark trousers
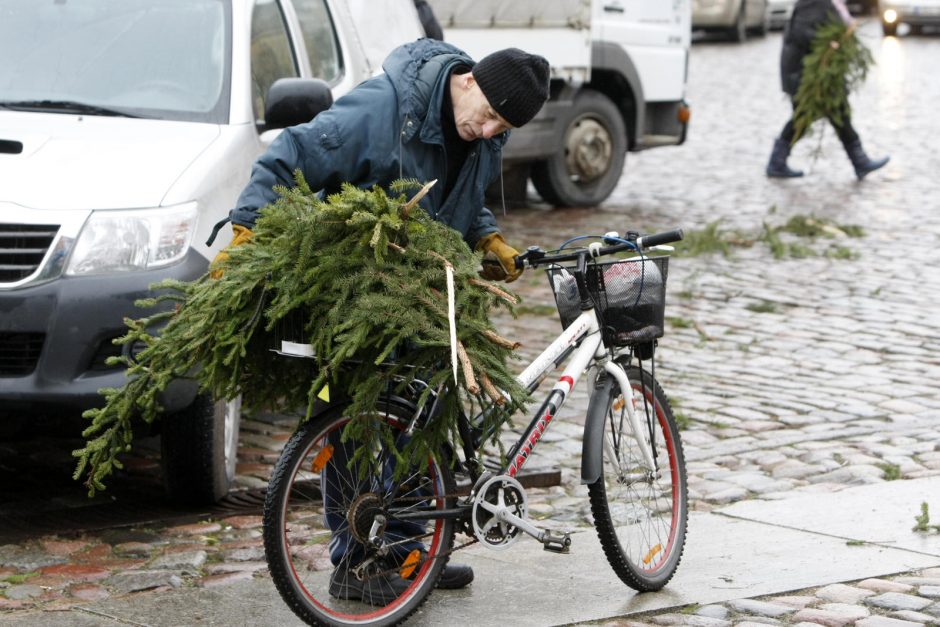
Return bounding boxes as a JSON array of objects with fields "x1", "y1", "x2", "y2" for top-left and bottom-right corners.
[{"x1": 779, "y1": 98, "x2": 859, "y2": 147}]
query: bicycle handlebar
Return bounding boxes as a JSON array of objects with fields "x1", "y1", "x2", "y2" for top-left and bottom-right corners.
[
  {"x1": 516, "y1": 227, "x2": 684, "y2": 269},
  {"x1": 637, "y1": 228, "x2": 684, "y2": 250}
]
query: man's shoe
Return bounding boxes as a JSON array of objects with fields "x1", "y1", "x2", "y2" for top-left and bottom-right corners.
[
  {"x1": 329, "y1": 564, "x2": 411, "y2": 606},
  {"x1": 395, "y1": 550, "x2": 474, "y2": 590},
  {"x1": 436, "y1": 562, "x2": 474, "y2": 589}
]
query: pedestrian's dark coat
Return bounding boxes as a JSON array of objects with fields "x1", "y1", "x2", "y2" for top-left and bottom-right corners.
[
  {"x1": 231, "y1": 39, "x2": 504, "y2": 248},
  {"x1": 781, "y1": 0, "x2": 840, "y2": 95}
]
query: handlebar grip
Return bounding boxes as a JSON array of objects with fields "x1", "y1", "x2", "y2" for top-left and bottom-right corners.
[{"x1": 638, "y1": 228, "x2": 684, "y2": 249}]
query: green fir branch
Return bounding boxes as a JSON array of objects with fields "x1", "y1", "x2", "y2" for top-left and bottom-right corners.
[
  {"x1": 73, "y1": 175, "x2": 528, "y2": 494},
  {"x1": 792, "y1": 19, "x2": 874, "y2": 145}
]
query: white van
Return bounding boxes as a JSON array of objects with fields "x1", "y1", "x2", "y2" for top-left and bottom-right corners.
[{"x1": 0, "y1": 0, "x2": 423, "y2": 504}]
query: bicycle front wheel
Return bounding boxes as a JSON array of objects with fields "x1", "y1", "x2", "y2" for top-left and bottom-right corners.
[
  {"x1": 588, "y1": 365, "x2": 688, "y2": 591},
  {"x1": 263, "y1": 399, "x2": 456, "y2": 626}
]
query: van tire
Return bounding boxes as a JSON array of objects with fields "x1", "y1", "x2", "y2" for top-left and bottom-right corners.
[
  {"x1": 532, "y1": 89, "x2": 626, "y2": 207},
  {"x1": 161, "y1": 393, "x2": 241, "y2": 505}
]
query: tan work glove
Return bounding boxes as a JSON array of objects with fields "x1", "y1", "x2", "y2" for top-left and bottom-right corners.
[
  {"x1": 476, "y1": 232, "x2": 522, "y2": 283},
  {"x1": 209, "y1": 224, "x2": 253, "y2": 279}
]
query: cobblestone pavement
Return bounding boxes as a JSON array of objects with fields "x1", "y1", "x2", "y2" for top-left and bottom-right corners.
[{"x1": 2, "y1": 18, "x2": 940, "y2": 625}]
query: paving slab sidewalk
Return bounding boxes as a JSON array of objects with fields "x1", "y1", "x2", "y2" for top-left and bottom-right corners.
[{"x1": 3, "y1": 477, "x2": 938, "y2": 626}]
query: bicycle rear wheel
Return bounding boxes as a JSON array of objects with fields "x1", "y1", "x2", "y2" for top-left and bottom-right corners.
[
  {"x1": 588, "y1": 365, "x2": 688, "y2": 591},
  {"x1": 263, "y1": 399, "x2": 456, "y2": 626}
]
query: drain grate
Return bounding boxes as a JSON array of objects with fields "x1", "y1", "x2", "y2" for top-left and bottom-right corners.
[{"x1": 0, "y1": 488, "x2": 268, "y2": 544}]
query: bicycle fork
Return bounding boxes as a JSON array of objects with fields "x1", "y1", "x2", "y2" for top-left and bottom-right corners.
[{"x1": 601, "y1": 362, "x2": 657, "y2": 474}]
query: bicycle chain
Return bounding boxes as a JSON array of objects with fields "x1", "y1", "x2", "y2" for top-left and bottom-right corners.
[{"x1": 351, "y1": 491, "x2": 481, "y2": 583}]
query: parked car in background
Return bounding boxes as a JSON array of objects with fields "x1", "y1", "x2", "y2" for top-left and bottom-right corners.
[
  {"x1": 0, "y1": 0, "x2": 423, "y2": 505},
  {"x1": 768, "y1": 0, "x2": 796, "y2": 29},
  {"x1": 846, "y1": 0, "x2": 878, "y2": 15},
  {"x1": 880, "y1": 0, "x2": 940, "y2": 35},
  {"x1": 693, "y1": 0, "x2": 770, "y2": 41}
]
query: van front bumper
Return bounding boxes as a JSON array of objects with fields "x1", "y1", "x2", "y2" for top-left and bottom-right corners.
[{"x1": 0, "y1": 251, "x2": 207, "y2": 415}]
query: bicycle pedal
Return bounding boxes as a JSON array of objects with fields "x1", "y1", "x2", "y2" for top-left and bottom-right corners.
[{"x1": 541, "y1": 530, "x2": 571, "y2": 554}]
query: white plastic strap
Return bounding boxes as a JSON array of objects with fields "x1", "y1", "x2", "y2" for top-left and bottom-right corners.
[
  {"x1": 446, "y1": 264, "x2": 458, "y2": 385},
  {"x1": 588, "y1": 241, "x2": 603, "y2": 258}
]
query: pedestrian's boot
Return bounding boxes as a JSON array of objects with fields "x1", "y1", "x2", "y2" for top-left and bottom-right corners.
[
  {"x1": 765, "y1": 138, "x2": 803, "y2": 178},
  {"x1": 845, "y1": 138, "x2": 889, "y2": 180}
]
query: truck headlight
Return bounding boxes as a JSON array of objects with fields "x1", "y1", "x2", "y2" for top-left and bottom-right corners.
[{"x1": 65, "y1": 203, "x2": 198, "y2": 275}]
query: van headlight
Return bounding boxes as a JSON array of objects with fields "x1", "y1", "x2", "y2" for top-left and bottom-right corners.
[{"x1": 65, "y1": 203, "x2": 198, "y2": 275}]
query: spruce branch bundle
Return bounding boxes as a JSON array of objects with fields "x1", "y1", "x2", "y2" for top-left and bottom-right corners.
[
  {"x1": 73, "y1": 177, "x2": 527, "y2": 494},
  {"x1": 791, "y1": 19, "x2": 874, "y2": 144}
]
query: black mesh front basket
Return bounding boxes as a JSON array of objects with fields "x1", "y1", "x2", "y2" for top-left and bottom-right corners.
[{"x1": 546, "y1": 256, "x2": 669, "y2": 347}]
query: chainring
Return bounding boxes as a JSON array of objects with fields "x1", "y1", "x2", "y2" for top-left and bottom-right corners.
[{"x1": 470, "y1": 474, "x2": 528, "y2": 550}]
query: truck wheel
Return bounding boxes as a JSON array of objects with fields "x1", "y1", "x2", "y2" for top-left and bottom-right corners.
[
  {"x1": 532, "y1": 89, "x2": 626, "y2": 207},
  {"x1": 161, "y1": 392, "x2": 241, "y2": 505}
]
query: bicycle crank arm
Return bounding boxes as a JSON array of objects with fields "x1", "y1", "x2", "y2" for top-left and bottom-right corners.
[{"x1": 494, "y1": 508, "x2": 571, "y2": 553}]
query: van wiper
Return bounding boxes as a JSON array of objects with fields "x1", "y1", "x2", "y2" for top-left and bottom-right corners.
[{"x1": 0, "y1": 100, "x2": 139, "y2": 118}]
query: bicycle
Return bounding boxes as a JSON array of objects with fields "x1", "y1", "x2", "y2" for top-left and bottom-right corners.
[{"x1": 261, "y1": 227, "x2": 688, "y2": 626}]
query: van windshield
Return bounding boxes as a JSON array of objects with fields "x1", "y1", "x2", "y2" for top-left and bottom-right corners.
[{"x1": 0, "y1": 0, "x2": 231, "y2": 123}]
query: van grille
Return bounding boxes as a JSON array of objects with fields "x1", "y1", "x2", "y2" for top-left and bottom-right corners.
[
  {"x1": 0, "y1": 224, "x2": 59, "y2": 283},
  {"x1": 0, "y1": 332, "x2": 45, "y2": 376}
]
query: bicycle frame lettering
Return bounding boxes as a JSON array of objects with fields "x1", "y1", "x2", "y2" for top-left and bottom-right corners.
[{"x1": 505, "y1": 309, "x2": 604, "y2": 477}]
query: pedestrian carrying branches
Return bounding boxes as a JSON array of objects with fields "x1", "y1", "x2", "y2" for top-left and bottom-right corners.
[{"x1": 766, "y1": 0, "x2": 889, "y2": 180}]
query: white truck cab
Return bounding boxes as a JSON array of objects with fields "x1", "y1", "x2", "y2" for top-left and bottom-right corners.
[
  {"x1": 0, "y1": 0, "x2": 423, "y2": 504},
  {"x1": 429, "y1": 0, "x2": 692, "y2": 207}
]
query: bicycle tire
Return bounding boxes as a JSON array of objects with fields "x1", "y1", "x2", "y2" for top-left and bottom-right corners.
[
  {"x1": 588, "y1": 365, "x2": 688, "y2": 591},
  {"x1": 263, "y1": 399, "x2": 456, "y2": 626}
]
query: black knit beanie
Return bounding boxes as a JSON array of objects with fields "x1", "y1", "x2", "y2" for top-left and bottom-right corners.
[{"x1": 472, "y1": 48, "x2": 550, "y2": 128}]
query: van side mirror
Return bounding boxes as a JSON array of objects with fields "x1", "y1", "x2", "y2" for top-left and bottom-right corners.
[{"x1": 264, "y1": 78, "x2": 333, "y2": 130}]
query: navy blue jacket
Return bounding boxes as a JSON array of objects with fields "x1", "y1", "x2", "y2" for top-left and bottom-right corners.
[{"x1": 231, "y1": 39, "x2": 505, "y2": 248}]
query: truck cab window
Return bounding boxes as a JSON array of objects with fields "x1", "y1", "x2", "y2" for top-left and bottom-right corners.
[
  {"x1": 292, "y1": 0, "x2": 343, "y2": 83},
  {"x1": 251, "y1": 0, "x2": 299, "y2": 123}
]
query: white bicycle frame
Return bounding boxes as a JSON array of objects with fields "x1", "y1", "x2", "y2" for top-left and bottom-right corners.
[{"x1": 503, "y1": 303, "x2": 656, "y2": 480}]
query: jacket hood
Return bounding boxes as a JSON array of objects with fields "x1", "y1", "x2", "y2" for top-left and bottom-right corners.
[
  {"x1": 382, "y1": 39, "x2": 509, "y2": 150},
  {"x1": 0, "y1": 111, "x2": 219, "y2": 210},
  {"x1": 382, "y1": 39, "x2": 471, "y2": 143}
]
